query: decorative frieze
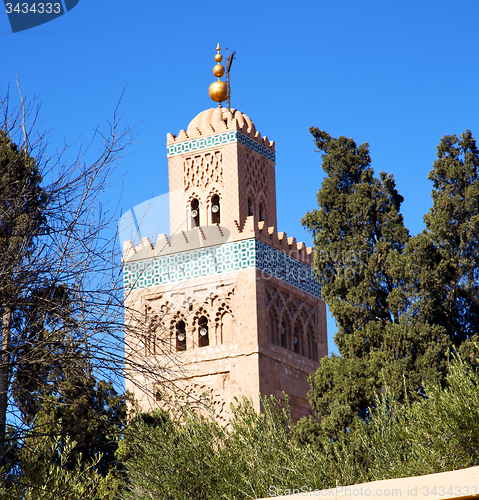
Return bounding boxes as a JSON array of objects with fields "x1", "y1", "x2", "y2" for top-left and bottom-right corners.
[
  {"x1": 124, "y1": 239, "x2": 321, "y2": 298},
  {"x1": 167, "y1": 130, "x2": 276, "y2": 162}
]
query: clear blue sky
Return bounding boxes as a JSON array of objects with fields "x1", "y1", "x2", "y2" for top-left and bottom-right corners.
[{"x1": 2, "y1": 0, "x2": 479, "y2": 355}]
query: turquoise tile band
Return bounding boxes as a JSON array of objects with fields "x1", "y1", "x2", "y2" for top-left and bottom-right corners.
[
  {"x1": 167, "y1": 131, "x2": 275, "y2": 162},
  {"x1": 124, "y1": 239, "x2": 320, "y2": 297}
]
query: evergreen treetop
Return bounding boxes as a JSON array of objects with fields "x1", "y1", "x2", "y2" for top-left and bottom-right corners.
[{"x1": 301, "y1": 128, "x2": 479, "y2": 443}]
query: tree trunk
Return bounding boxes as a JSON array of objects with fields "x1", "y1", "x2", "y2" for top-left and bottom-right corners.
[{"x1": 0, "y1": 306, "x2": 12, "y2": 467}]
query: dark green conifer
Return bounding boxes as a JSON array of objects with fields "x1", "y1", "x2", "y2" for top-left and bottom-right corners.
[{"x1": 300, "y1": 129, "x2": 479, "y2": 443}]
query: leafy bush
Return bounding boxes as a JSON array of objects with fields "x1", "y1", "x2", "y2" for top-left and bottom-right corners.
[
  {"x1": 0, "y1": 434, "x2": 118, "y2": 500},
  {"x1": 117, "y1": 355, "x2": 479, "y2": 499},
  {"x1": 363, "y1": 355, "x2": 479, "y2": 480},
  {"x1": 118, "y1": 397, "x2": 340, "y2": 500}
]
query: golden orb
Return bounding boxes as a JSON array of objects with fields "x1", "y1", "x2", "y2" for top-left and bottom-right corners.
[
  {"x1": 213, "y1": 63, "x2": 225, "y2": 78},
  {"x1": 215, "y1": 43, "x2": 223, "y2": 62},
  {"x1": 209, "y1": 81, "x2": 227, "y2": 103}
]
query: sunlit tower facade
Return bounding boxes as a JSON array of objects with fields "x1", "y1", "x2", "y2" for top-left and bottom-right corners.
[{"x1": 123, "y1": 45, "x2": 327, "y2": 422}]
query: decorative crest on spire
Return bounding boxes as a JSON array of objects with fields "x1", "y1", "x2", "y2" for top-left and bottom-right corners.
[{"x1": 208, "y1": 43, "x2": 227, "y2": 106}]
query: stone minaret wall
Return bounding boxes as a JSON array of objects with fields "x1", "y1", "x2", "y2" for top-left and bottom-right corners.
[
  {"x1": 124, "y1": 107, "x2": 326, "y2": 423},
  {"x1": 167, "y1": 108, "x2": 276, "y2": 235}
]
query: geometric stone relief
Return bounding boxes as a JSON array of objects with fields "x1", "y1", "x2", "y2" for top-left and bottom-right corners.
[
  {"x1": 154, "y1": 379, "x2": 230, "y2": 426},
  {"x1": 245, "y1": 153, "x2": 267, "y2": 194},
  {"x1": 141, "y1": 283, "x2": 236, "y2": 354},
  {"x1": 182, "y1": 381, "x2": 229, "y2": 426},
  {"x1": 266, "y1": 286, "x2": 319, "y2": 362},
  {"x1": 184, "y1": 150, "x2": 223, "y2": 189}
]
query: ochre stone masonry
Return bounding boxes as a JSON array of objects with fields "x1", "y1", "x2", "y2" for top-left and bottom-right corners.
[{"x1": 123, "y1": 107, "x2": 327, "y2": 422}]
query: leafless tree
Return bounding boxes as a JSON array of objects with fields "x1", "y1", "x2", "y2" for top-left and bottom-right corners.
[{"x1": 0, "y1": 84, "x2": 177, "y2": 472}]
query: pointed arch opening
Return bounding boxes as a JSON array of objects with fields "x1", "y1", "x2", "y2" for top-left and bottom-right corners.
[
  {"x1": 144, "y1": 333, "x2": 155, "y2": 356},
  {"x1": 198, "y1": 316, "x2": 209, "y2": 347},
  {"x1": 191, "y1": 198, "x2": 200, "y2": 227},
  {"x1": 211, "y1": 194, "x2": 221, "y2": 224},
  {"x1": 293, "y1": 324, "x2": 301, "y2": 354},
  {"x1": 301, "y1": 323, "x2": 310, "y2": 359},
  {"x1": 280, "y1": 315, "x2": 291, "y2": 350},
  {"x1": 269, "y1": 309, "x2": 277, "y2": 345},
  {"x1": 247, "y1": 196, "x2": 254, "y2": 217},
  {"x1": 176, "y1": 320, "x2": 186, "y2": 351},
  {"x1": 220, "y1": 312, "x2": 233, "y2": 344},
  {"x1": 259, "y1": 202, "x2": 265, "y2": 222}
]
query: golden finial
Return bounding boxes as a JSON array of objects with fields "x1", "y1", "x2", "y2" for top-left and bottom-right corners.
[
  {"x1": 209, "y1": 43, "x2": 227, "y2": 106},
  {"x1": 214, "y1": 43, "x2": 223, "y2": 63}
]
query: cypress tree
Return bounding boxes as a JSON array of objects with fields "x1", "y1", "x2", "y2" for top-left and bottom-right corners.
[
  {"x1": 407, "y1": 130, "x2": 479, "y2": 344},
  {"x1": 299, "y1": 129, "x2": 479, "y2": 443}
]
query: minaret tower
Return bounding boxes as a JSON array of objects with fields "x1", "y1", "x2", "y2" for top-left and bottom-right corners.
[{"x1": 123, "y1": 46, "x2": 327, "y2": 422}]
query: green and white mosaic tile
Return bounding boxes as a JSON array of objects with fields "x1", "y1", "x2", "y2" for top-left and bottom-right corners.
[
  {"x1": 124, "y1": 239, "x2": 321, "y2": 298},
  {"x1": 167, "y1": 131, "x2": 275, "y2": 162},
  {"x1": 236, "y1": 133, "x2": 275, "y2": 162}
]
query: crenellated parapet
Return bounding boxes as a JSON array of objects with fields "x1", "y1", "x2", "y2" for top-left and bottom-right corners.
[
  {"x1": 254, "y1": 222, "x2": 314, "y2": 266},
  {"x1": 123, "y1": 235, "x2": 321, "y2": 298},
  {"x1": 123, "y1": 217, "x2": 314, "y2": 266}
]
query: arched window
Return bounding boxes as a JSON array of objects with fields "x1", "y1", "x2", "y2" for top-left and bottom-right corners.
[
  {"x1": 280, "y1": 319, "x2": 288, "y2": 349},
  {"x1": 198, "y1": 316, "x2": 209, "y2": 347},
  {"x1": 145, "y1": 333, "x2": 155, "y2": 356},
  {"x1": 293, "y1": 327, "x2": 300, "y2": 354},
  {"x1": 247, "y1": 197, "x2": 254, "y2": 217},
  {"x1": 309, "y1": 328, "x2": 318, "y2": 362},
  {"x1": 269, "y1": 310, "x2": 277, "y2": 345},
  {"x1": 176, "y1": 321, "x2": 186, "y2": 351},
  {"x1": 191, "y1": 199, "x2": 200, "y2": 227},
  {"x1": 211, "y1": 194, "x2": 220, "y2": 224},
  {"x1": 302, "y1": 328, "x2": 310, "y2": 359},
  {"x1": 220, "y1": 312, "x2": 233, "y2": 344},
  {"x1": 259, "y1": 202, "x2": 265, "y2": 222}
]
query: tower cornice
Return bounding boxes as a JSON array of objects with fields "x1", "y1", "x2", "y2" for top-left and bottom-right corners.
[
  {"x1": 167, "y1": 107, "x2": 275, "y2": 159},
  {"x1": 167, "y1": 129, "x2": 275, "y2": 162}
]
